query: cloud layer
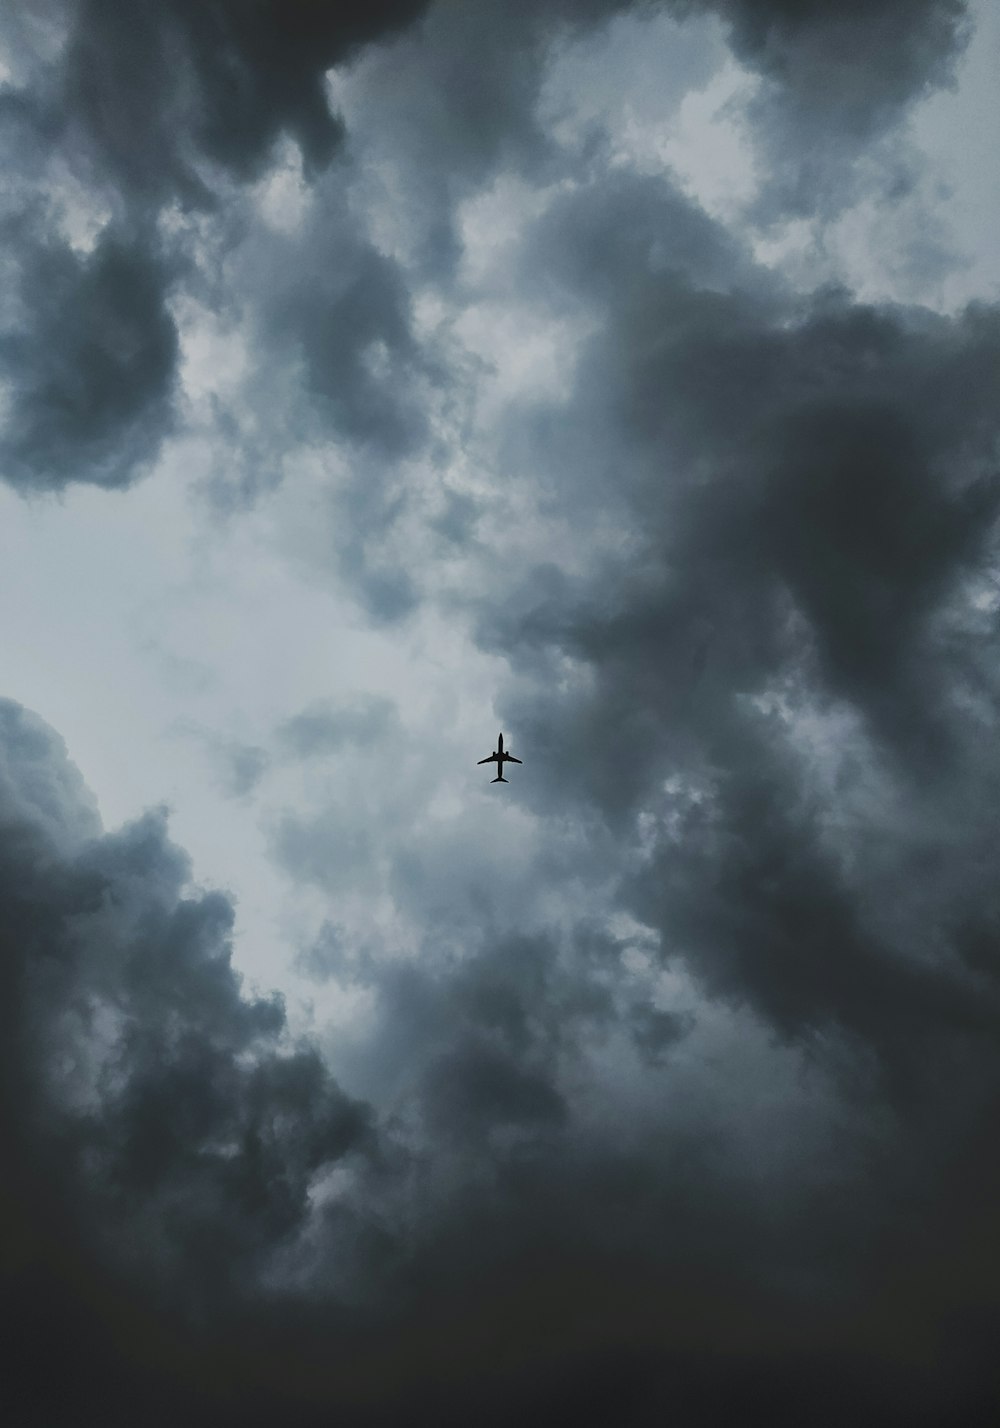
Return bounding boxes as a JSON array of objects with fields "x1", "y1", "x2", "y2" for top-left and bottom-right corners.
[{"x1": 4, "y1": 0, "x2": 1000, "y2": 1424}]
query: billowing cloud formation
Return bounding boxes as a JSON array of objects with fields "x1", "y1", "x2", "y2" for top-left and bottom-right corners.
[
  {"x1": 1, "y1": 0, "x2": 971, "y2": 493},
  {"x1": 713, "y1": 0, "x2": 968, "y2": 127},
  {"x1": 60, "y1": 0, "x2": 434, "y2": 196},
  {"x1": 0, "y1": 0, "x2": 434, "y2": 493},
  {"x1": 0, "y1": 701, "x2": 374, "y2": 1340},
  {"x1": 486, "y1": 197, "x2": 1000, "y2": 792},
  {"x1": 7, "y1": 675, "x2": 1000, "y2": 1428},
  {"x1": 695, "y1": 0, "x2": 972, "y2": 216},
  {"x1": 5, "y1": 0, "x2": 1000, "y2": 1424},
  {"x1": 0, "y1": 219, "x2": 178, "y2": 488},
  {"x1": 475, "y1": 168, "x2": 1000, "y2": 1119}
]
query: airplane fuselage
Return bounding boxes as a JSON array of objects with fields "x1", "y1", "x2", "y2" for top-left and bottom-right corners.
[{"x1": 477, "y1": 731, "x2": 521, "y2": 781}]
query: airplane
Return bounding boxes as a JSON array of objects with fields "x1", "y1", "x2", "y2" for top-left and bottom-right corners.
[{"x1": 477, "y1": 731, "x2": 522, "y2": 783}]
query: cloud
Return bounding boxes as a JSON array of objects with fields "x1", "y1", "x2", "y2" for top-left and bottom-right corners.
[
  {"x1": 459, "y1": 156, "x2": 1000, "y2": 1116},
  {"x1": 1, "y1": 0, "x2": 970, "y2": 497},
  {"x1": 194, "y1": 735, "x2": 270, "y2": 799},
  {"x1": 4, "y1": 2, "x2": 1000, "y2": 1423},
  {"x1": 0, "y1": 218, "x2": 179, "y2": 490},
  {"x1": 0, "y1": 698, "x2": 374, "y2": 1336},
  {"x1": 482, "y1": 167, "x2": 1000, "y2": 801},
  {"x1": 0, "y1": 0, "x2": 436, "y2": 495},
  {"x1": 332, "y1": 0, "x2": 973, "y2": 282},
  {"x1": 276, "y1": 694, "x2": 400, "y2": 760},
  {"x1": 61, "y1": 0, "x2": 435, "y2": 197},
  {"x1": 713, "y1": 0, "x2": 969, "y2": 117},
  {"x1": 0, "y1": 696, "x2": 855, "y2": 1423},
  {"x1": 0, "y1": 697, "x2": 101, "y2": 849},
  {"x1": 262, "y1": 207, "x2": 430, "y2": 461},
  {"x1": 703, "y1": 0, "x2": 972, "y2": 214}
]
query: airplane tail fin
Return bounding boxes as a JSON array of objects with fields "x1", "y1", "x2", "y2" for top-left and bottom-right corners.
[{"x1": 491, "y1": 775, "x2": 508, "y2": 783}]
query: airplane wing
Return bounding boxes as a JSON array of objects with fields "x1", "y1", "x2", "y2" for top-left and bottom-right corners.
[
  {"x1": 505, "y1": 754, "x2": 522, "y2": 764},
  {"x1": 478, "y1": 754, "x2": 498, "y2": 764}
]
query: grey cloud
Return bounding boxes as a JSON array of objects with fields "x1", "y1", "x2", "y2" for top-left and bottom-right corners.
[
  {"x1": 266, "y1": 696, "x2": 401, "y2": 890},
  {"x1": 0, "y1": 698, "x2": 374, "y2": 1327},
  {"x1": 269, "y1": 807, "x2": 376, "y2": 895},
  {"x1": 522, "y1": 162, "x2": 770, "y2": 306},
  {"x1": 235, "y1": 11, "x2": 1000, "y2": 1403},
  {"x1": 0, "y1": 0, "x2": 435, "y2": 495},
  {"x1": 201, "y1": 186, "x2": 433, "y2": 599},
  {"x1": 702, "y1": 0, "x2": 972, "y2": 215},
  {"x1": 168, "y1": 722, "x2": 269, "y2": 799},
  {"x1": 8, "y1": 594, "x2": 1000, "y2": 1415},
  {"x1": 421, "y1": 1037, "x2": 567, "y2": 1140},
  {"x1": 454, "y1": 174, "x2": 1000, "y2": 1304},
  {"x1": 0, "y1": 698, "x2": 101, "y2": 851},
  {"x1": 215, "y1": 740, "x2": 270, "y2": 799},
  {"x1": 343, "y1": 0, "x2": 650, "y2": 179},
  {"x1": 0, "y1": 219, "x2": 179, "y2": 490},
  {"x1": 338, "y1": 534, "x2": 422, "y2": 624},
  {"x1": 488, "y1": 173, "x2": 1000, "y2": 802},
  {"x1": 628, "y1": 1003, "x2": 693, "y2": 1064},
  {"x1": 276, "y1": 694, "x2": 399, "y2": 760},
  {"x1": 628, "y1": 725, "x2": 1000, "y2": 1083},
  {"x1": 267, "y1": 232, "x2": 428, "y2": 459},
  {"x1": 5, "y1": 2, "x2": 1000, "y2": 1421},
  {"x1": 2, "y1": 0, "x2": 968, "y2": 499},
  {"x1": 336, "y1": 0, "x2": 972, "y2": 292},
  {"x1": 332, "y1": 0, "x2": 714, "y2": 283},
  {"x1": 3, "y1": 699, "x2": 850, "y2": 1422},
  {"x1": 59, "y1": 0, "x2": 434, "y2": 199},
  {"x1": 424, "y1": 141, "x2": 1000, "y2": 1368},
  {"x1": 310, "y1": 924, "x2": 619, "y2": 1107},
  {"x1": 711, "y1": 0, "x2": 969, "y2": 117}
]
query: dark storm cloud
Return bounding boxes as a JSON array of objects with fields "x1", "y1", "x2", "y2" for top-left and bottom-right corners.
[
  {"x1": 0, "y1": 0, "x2": 435, "y2": 494},
  {"x1": 627, "y1": 721, "x2": 1000, "y2": 1077},
  {"x1": 267, "y1": 229, "x2": 429, "y2": 459},
  {"x1": 0, "y1": 698, "x2": 865, "y2": 1424},
  {"x1": 421, "y1": 1035, "x2": 567, "y2": 1138},
  {"x1": 698, "y1": 0, "x2": 972, "y2": 215},
  {"x1": 0, "y1": 0, "x2": 970, "y2": 496},
  {"x1": 287, "y1": 905, "x2": 1000, "y2": 1426},
  {"x1": 488, "y1": 169, "x2": 1000, "y2": 810},
  {"x1": 61, "y1": 0, "x2": 433, "y2": 198},
  {"x1": 303, "y1": 921, "x2": 618, "y2": 1108},
  {"x1": 0, "y1": 0, "x2": 667, "y2": 500},
  {"x1": 5, "y1": 3, "x2": 1000, "y2": 1424},
  {"x1": 449, "y1": 175, "x2": 1000, "y2": 1381},
  {"x1": 0, "y1": 699, "x2": 374, "y2": 1329},
  {"x1": 248, "y1": 108, "x2": 1000, "y2": 1403},
  {"x1": 709, "y1": 0, "x2": 968, "y2": 117},
  {"x1": 0, "y1": 218, "x2": 179, "y2": 490}
]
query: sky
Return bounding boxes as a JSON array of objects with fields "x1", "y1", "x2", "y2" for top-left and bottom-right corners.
[{"x1": 2, "y1": 1, "x2": 1000, "y2": 1423}]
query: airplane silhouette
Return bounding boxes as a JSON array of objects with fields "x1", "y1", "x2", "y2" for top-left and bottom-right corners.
[{"x1": 478, "y1": 731, "x2": 522, "y2": 783}]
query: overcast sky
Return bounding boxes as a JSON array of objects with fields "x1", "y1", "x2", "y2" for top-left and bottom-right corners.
[{"x1": 2, "y1": 2, "x2": 1000, "y2": 1424}]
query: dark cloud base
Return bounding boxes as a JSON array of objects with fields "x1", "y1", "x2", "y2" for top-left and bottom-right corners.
[
  {"x1": 0, "y1": 219, "x2": 179, "y2": 490},
  {"x1": 5, "y1": 699, "x2": 1000, "y2": 1426},
  {"x1": 6, "y1": 1220, "x2": 1000, "y2": 1427}
]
